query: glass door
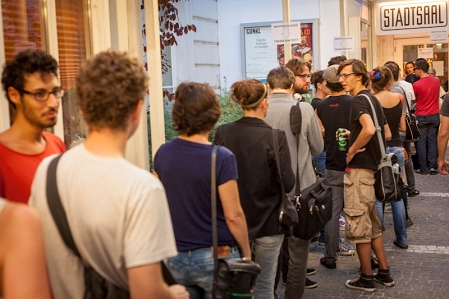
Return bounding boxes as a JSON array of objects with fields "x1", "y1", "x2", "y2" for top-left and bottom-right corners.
[{"x1": 394, "y1": 37, "x2": 448, "y2": 85}]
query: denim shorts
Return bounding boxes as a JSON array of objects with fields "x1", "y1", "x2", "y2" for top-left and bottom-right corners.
[
  {"x1": 343, "y1": 168, "x2": 382, "y2": 244},
  {"x1": 166, "y1": 246, "x2": 240, "y2": 299}
]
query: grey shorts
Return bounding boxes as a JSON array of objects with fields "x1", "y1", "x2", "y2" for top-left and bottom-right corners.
[{"x1": 343, "y1": 168, "x2": 382, "y2": 244}]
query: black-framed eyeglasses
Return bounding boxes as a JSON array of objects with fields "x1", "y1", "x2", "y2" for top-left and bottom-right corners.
[
  {"x1": 339, "y1": 72, "x2": 355, "y2": 79},
  {"x1": 297, "y1": 74, "x2": 311, "y2": 80},
  {"x1": 20, "y1": 88, "x2": 65, "y2": 102}
]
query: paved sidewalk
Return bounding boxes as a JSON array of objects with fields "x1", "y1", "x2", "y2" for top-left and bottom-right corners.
[{"x1": 276, "y1": 166, "x2": 449, "y2": 298}]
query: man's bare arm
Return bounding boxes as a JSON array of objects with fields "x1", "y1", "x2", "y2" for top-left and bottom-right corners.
[
  {"x1": 1, "y1": 203, "x2": 53, "y2": 299},
  {"x1": 128, "y1": 262, "x2": 189, "y2": 299},
  {"x1": 346, "y1": 114, "x2": 376, "y2": 164},
  {"x1": 218, "y1": 180, "x2": 251, "y2": 259}
]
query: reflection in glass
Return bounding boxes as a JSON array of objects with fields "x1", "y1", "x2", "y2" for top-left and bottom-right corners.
[
  {"x1": 55, "y1": 0, "x2": 90, "y2": 148},
  {"x1": 2, "y1": 0, "x2": 45, "y2": 124}
]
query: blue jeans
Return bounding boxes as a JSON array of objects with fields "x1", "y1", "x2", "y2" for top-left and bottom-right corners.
[
  {"x1": 166, "y1": 246, "x2": 240, "y2": 299},
  {"x1": 251, "y1": 234, "x2": 284, "y2": 299},
  {"x1": 416, "y1": 114, "x2": 439, "y2": 171},
  {"x1": 375, "y1": 146, "x2": 407, "y2": 244},
  {"x1": 312, "y1": 152, "x2": 326, "y2": 177}
]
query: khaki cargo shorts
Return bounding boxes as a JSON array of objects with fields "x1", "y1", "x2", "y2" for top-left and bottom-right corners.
[{"x1": 343, "y1": 168, "x2": 382, "y2": 244}]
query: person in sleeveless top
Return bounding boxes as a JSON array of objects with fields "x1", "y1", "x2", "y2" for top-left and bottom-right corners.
[{"x1": 369, "y1": 67, "x2": 408, "y2": 250}]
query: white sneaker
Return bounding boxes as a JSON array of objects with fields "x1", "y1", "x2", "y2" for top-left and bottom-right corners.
[{"x1": 337, "y1": 243, "x2": 355, "y2": 256}]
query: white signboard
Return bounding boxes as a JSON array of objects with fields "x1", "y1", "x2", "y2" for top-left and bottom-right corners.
[
  {"x1": 430, "y1": 30, "x2": 448, "y2": 42},
  {"x1": 376, "y1": 0, "x2": 449, "y2": 35},
  {"x1": 271, "y1": 22, "x2": 301, "y2": 44},
  {"x1": 333, "y1": 36, "x2": 354, "y2": 52},
  {"x1": 244, "y1": 26, "x2": 278, "y2": 79},
  {"x1": 433, "y1": 61, "x2": 445, "y2": 75},
  {"x1": 418, "y1": 48, "x2": 434, "y2": 59}
]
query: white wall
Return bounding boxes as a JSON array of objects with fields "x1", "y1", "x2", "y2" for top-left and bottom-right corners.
[
  {"x1": 170, "y1": 0, "x2": 220, "y2": 88},
  {"x1": 217, "y1": 0, "x2": 350, "y2": 86},
  {"x1": 319, "y1": 0, "x2": 343, "y2": 67}
]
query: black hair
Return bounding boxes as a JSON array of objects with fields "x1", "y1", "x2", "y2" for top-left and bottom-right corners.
[{"x1": 1, "y1": 49, "x2": 58, "y2": 108}]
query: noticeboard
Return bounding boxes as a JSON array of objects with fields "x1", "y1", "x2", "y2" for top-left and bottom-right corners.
[{"x1": 241, "y1": 19, "x2": 319, "y2": 81}]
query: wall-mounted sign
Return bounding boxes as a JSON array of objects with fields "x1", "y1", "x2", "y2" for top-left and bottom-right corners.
[
  {"x1": 418, "y1": 48, "x2": 434, "y2": 59},
  {"x1": 241, "y1": 21, "x2": 316, "y2": 80},
  {"x1": 271, "y1": 22, "x2": 301, "y2": 45},
  {"x1": 430, "y1": 30, "x2": 448, "y2": 42},
  {"x1": 333, "y1": 36, "x2": 354, "y2": 52},
  {"x1": 376, "y1": 0, "x2": 449, "y2": 35}
]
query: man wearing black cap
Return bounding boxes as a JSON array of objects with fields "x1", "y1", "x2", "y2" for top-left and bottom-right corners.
[{"x1": 315, "y1": 65, "x2": 353, "y2": 269}]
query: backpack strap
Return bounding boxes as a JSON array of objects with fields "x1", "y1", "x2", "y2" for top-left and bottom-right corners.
[{"x1": 290, "y1": 102, "x2": 302, "y2": 194}]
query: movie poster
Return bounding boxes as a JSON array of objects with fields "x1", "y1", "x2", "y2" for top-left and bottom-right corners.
[{"x1": 276, "y1": 23, "x2": 313, "y2": 66}]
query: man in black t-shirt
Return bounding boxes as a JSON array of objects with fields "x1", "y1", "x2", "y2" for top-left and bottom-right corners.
[
  {"x1": 315, "y1": 65, "x2": 353, "y2": 269},
  {"x1": 337, "y1": 59, "x2": 394, "y2": 293}
]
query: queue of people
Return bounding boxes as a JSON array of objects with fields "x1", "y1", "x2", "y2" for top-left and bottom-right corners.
[{"x1": 0, "y1": 48, "x2": 447, "y2": 299}]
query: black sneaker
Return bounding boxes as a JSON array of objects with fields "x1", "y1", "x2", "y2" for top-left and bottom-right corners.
[
  {"x1": 373, "y1": 268, "x2": 395, "y2": 287},
  {"x1": 305, "y1": 278, "x2": 318, "y2": 289},
  {"x1": 345, "y1": 274, "x2": 375, "y2": 292},
  {"x1": 407, "y1": 189, "x2": 420, "y2": 197},
  {"x1": 307, "y1": 268, "x2": 316, "y2": 276}
]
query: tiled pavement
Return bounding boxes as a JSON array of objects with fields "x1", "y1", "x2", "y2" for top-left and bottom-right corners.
[{"x1": 275, "y1": 165, "x2": 449, "y2": 298}]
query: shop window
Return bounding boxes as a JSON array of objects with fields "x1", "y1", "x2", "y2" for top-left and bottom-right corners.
[
  {"x1": 55, "y1": 0, "x2": 91, "y2": 148},
  {"x1": 2, "y1": 0, "x2": 45, "y2": 124}
]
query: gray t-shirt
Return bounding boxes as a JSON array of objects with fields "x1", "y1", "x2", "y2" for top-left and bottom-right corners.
[{"x1": 30, "y1": 144, "x2": 177, "y2": 299}]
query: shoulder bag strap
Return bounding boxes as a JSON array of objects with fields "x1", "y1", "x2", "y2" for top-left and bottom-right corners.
[
  {"x1": 360, "y1": 93, "x2": 386, "y2": 161},
  {"x1": 46, "y1": 155, "x2": 82, "y2": 258},
  {"x1": 397, "y1": 85, "x2": 413, "y2": 115},
  {"x1": 211, "y1": 146, "x2": 219, "y2": 282},
  {"x1": 272, "y1": 130, "x2": 288, "y2": 197}
]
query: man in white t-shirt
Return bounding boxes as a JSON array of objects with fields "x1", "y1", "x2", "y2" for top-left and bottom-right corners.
[{"x1": 30, "y1": 51, "x2": 188, "y2": 299}]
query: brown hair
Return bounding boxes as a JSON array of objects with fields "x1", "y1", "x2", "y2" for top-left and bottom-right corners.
[
  {"x1": 327, "y1": 55, "x2": 347, "y2": 67},
  {"x1": 230, "y1": 79, "x2": 266, "y2": 110},
  {"x1": 370, "y1": 66, "x2": 393, "y2": 93},
  {"x1": 172, "y1": 82, "x2": 220, "y2": 136},
  {"x1": 337, "y1": 59, "x2": 370, "y2": 86},
  {"x1": 267, "y1": 66, "x2": 295, "y2": 90},
  {"x1": 285, "y1": 57, "x2": 311, "y2": 76},
  {"x1": 76, "y1": 51, "x2": 148, "y2": 131},
  {"x1": 384, "y1": 61, "x2": 400, "y2": 81},
  {"x1": 310, "y1": 70, "x2": 325, "y2": 90}
]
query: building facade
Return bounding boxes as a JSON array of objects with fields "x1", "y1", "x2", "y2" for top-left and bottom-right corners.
[{"x1": 1, "y1": 0, "x2": 448, "y2": 169}]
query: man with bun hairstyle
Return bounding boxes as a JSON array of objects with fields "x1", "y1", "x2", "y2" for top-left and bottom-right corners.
[{"x1": 337, "y1": 59, "x2": 394, "y2": 293}]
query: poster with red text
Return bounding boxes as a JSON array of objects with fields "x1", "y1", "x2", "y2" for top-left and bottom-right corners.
[{"x1": 277, "y1": 23, "x2": 313, "y2": 66}]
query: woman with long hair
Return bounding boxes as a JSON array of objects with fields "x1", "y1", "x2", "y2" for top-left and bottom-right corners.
[
  {"x1": 370, "y1": 67, "x2": 408, "y2": 250},
  {"x1": 214, "y1": 79, "x2": 295, "y2": 299},
  {"x1": 153, "y1": 82, "x2": 251, "y2": 299}
]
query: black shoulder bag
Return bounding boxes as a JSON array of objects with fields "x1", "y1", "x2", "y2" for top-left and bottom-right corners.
[
  {"x1": 397, "y1": 86, "x2": 420, "y2": 142},
  {"x1": 361, "y1": 94, "x2": 404, "y2": 203},
  {"x1": 46, "y1": 155, "x2": 175, "y2": 299},
  {"x1": 211, "y1": 146, "x2": 261, "y2": 299},
  {"x1": 289, "y1": 103, "x2": 333, "y2": 240},
  {"x1": 273, "y1": 129, "x2": 299, "y2": 227}
]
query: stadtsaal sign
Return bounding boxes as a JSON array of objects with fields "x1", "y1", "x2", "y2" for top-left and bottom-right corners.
[{"x1": 376, "y1": 0, "x2": 449, "y2": 35}]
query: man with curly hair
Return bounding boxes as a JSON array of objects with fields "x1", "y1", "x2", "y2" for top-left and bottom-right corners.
[
  {"x1": 0, "y1": 49, "x2": 66, "y2": 203},
  {"x1": 29, "y1": 51, "x2": 188, "y2": 299}
]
